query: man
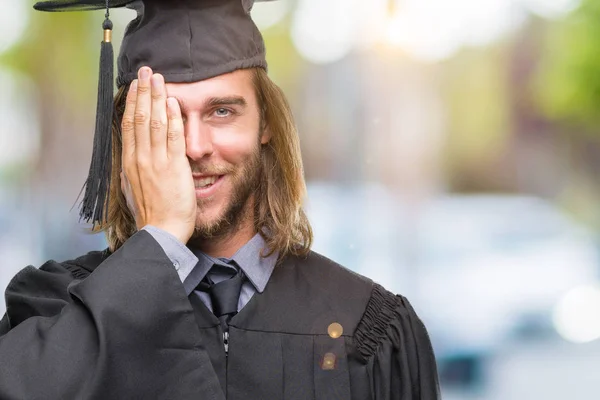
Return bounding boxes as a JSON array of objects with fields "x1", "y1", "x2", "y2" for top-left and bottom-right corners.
[{"x1": 0, "y1": 0, "x2": 440, "y2": 398}]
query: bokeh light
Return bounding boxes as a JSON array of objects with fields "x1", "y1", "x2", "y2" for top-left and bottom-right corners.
[
  {"x1": 289, "y1": 0, "x2": 582, "y2": 63},
  {"x1": 0, "y1": 0, "x2": 29, "y2": 54},
  {"x1": 252, "y1": 0, "x2": 291, "y2": 30},
  {"x1": 553, "y1": 284, "x2": 600, "y2": 343},
  {"x1": 291, "y1": 0, "x2": 356, "y2": 64}
]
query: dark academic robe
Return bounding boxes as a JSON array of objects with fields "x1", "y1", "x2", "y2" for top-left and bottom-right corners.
[{"x1": 0, "y1": 230, "x2": 440, "y2": 399}]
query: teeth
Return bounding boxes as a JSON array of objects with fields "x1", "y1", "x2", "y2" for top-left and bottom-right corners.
[{"x1": 195, "y1": 176, "x2": 218, "y2": 188}]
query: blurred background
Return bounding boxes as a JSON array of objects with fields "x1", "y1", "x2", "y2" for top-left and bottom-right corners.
[{"x1": 2, "y1": 0, "x2": 600, "y2": 397}]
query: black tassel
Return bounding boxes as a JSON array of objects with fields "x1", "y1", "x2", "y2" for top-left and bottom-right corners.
[{"x1": 79, "y1": 14, "x2": 114, "y2": 226}]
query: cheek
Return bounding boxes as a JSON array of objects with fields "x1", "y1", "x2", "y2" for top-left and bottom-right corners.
[{"x1": 211, "y1": 129, "x2": 260, "y2": 164}]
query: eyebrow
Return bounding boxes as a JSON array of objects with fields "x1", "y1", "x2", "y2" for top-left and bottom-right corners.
[
  {"x1": 175, "y1": 96, "x2": 247, "y2": 114},
  {"x1": 204, "y1": 96, "x2": 247, "y2": 109},
  {"x1": 175, "y1": 96, "x2": 248, "y2": 114}
]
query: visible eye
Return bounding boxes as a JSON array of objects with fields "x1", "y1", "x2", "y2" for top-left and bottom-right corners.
[{"x1": 214, "y1": 108, "x2": 232, "y2": 117}]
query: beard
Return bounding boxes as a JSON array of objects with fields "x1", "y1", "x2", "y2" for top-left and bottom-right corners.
[{"x1": 189, "y1": 142, "x2": 262, "y2": 242}]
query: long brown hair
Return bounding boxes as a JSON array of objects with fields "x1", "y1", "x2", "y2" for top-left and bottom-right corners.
[{"x1": 94, "y1": 68, "x2": 312, "y2": 260}]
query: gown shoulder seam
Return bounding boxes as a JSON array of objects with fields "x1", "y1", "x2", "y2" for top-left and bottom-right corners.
[
  {"x1": 61, "y1": 262, "x2": 93, "y2": 280},
  {"x1": 353, "y1": 283, "x2": 401, "y2": 361},
  {"x1": 59, "y1": 248, "x2": 111, "y2": 279}
]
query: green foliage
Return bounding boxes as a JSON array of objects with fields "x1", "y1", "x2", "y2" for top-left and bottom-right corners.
[
  {"x1": 262, "y1": 17, "x2": 305, "y2": 91},
  {"x1": 440, "y1": 45, "x2": 512, "y2": 167},
  {"x1": 535, "y1": 0, "x2": 600, "y2": 129},
  {"x1": 1, "y1": 10, "x2": 105, "y2": 105}
]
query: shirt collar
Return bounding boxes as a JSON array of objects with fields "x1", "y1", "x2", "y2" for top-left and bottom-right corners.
[{"x1": 182, "y1": 232, "x2": 278, "y2": 296}]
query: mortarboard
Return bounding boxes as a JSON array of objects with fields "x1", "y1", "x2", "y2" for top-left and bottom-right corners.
[{"x1": 33, "y1": 0, "x2": 273, "y2": 225}]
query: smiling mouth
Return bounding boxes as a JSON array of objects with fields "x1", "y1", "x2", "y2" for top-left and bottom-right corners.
[{"x1": 194, "y1": 175, "x2": 223, "y2": 189}]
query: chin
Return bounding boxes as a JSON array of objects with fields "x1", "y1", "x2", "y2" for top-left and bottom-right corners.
[
  {"x1": 194, "y1": 206, "x2": 226, "y2": 227},
  {"x1": 195, "y1": 213, "x2": 223, "y2": 229}
]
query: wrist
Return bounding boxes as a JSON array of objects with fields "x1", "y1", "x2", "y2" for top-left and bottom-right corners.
[{"x1": 146, "y1": 224, "x2": 192, "y2": 244}]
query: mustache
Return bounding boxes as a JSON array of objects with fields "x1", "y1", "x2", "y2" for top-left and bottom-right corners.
[{"x1": 189, "y1": 163, "x2": 235, "y2": 175}]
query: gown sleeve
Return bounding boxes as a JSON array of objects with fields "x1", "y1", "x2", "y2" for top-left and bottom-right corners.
[
  {"x1": 354, "y1": 284, "x2": 441, "y2": 400},
  {"x1": 0, "y1": 230, "x2": 225, "y2": 400}
]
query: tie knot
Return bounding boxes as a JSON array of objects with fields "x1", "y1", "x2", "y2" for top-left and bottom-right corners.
[{"x1": 198, "y1": 266, "x2": 246, "y2": 319}]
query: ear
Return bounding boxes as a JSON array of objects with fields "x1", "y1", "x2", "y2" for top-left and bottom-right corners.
[
  {"x1": 120, "y1": 170, "x2": 131, "y2": 201},
  {"x1": 119, "y1": 170, "x2": 137, "y2": 217},
  {"x1": 119, "y1": 170, "x2": 126, "y2": 193},
  {"x1": 260, "y1": 127, "x2": 271, "y2": 145}
]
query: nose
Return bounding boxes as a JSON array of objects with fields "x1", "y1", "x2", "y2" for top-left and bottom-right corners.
[{"x1": 184, "y1": 114, "x2": 214, "y2": 161}]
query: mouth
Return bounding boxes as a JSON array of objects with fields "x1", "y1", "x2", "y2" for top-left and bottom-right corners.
[
  {"x1": 193, "y1": 175, "x2": 224, "y2": 198},
  {"x1": 193, "y1": 175, "x2": 222, "y2": 188}
]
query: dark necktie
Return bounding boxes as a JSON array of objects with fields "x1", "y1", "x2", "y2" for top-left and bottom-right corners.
[{"x1": 196, "y1": 266, "x2": 246, "y2": 334}]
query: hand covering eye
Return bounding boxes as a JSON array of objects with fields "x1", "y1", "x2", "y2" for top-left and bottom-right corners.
[{"x1": 32, "y1": 0, "x2": 276, "y2": 226}]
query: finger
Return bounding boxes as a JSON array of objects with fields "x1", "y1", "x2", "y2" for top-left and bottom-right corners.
[
  {"x1": 150, "y1": 73, "x2": 168, "y2": 159},
  {"x1": 166, "y1": 97, "x2": 186, "y2": 158},
  {"x1": 121, "y1": 80, "x2": 138, "y2": 162},
  {"x1": 134, "y1": 67, "x2": 153, "y2": 159}
]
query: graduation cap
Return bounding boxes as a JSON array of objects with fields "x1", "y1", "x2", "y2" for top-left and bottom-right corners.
[{"x1": 33, "y1": 0, "x2": 273, "y2": 225}]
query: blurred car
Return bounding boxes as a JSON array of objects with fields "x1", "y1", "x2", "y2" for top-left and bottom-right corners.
[{"x1": 305, "y1": 182, "x2": 600, "y2": 387}]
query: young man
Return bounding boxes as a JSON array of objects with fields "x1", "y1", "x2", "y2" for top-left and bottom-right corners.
[{"x1": 0, "y1": 0, "x2": 439, "y2": 398}]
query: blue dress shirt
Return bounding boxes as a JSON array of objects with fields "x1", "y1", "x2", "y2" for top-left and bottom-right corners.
[{"x1": 142, "y1": 225, "x2": 278, "y2": 313}]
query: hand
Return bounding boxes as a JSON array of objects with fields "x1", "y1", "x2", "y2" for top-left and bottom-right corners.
[{"x1": 120, "y1": 67, "x2": 196, "y2": 244}]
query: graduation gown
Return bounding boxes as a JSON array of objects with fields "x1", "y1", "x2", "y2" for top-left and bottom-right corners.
[{"x1": 0, "y1": 230, "x2": 440, "y2": 399}]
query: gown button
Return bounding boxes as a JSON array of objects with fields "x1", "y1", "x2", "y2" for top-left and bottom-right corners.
[
  {"x1": 321, "y1": 352, "x2": 337, "y2": 370},
  {"x1": 328, "y1": 322, "x2": 343, "y2": 338}
]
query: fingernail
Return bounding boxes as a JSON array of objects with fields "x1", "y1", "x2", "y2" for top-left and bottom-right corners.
[
  {"x1": 139, "y1": 67, "x2": 150, "y2": 80},
  {"x1": 130, "y1": 80, "x2": 138, "y2": 91},
  {"x1": 151, "y1": 74, "x2": 162, "y2": 89}
]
